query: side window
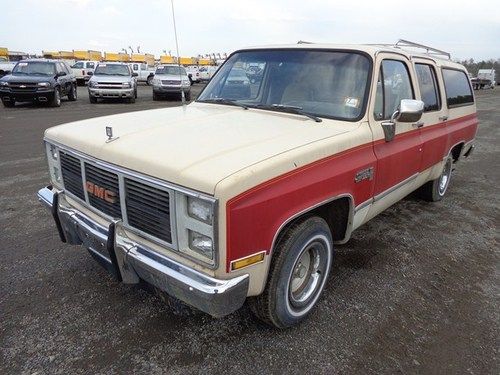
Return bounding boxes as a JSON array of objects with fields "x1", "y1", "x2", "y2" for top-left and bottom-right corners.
[
  {"x1": 415, "y1": 64, "x2": 440, "y2": 112},
  {"x1": 133, "y1": 64, "x2": 138, "y2": 70},
  {"x1": 86, "y1": 62, "x2": 95, "y2": 69},
  {"x1": 141, "y1": 63, "x2": 147, "y2": 70},
  {"x1": 374, "y1": 60, "x2": 414, "y2": 120},
  {"x1": 57, "y1": 62, "x2": 65, "y2": 73},
  {"x1": 442, "y1": 69, "x2": 474, "y2": 107}
]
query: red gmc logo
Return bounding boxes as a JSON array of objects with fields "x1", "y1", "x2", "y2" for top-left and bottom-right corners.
[{"x1": 85, "y1": 181, "x2": 117, "y2": 204}]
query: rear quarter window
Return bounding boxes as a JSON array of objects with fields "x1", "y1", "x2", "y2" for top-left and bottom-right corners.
[{"x1": 442, "y1": 68, "x2": 474, "y2": 108}]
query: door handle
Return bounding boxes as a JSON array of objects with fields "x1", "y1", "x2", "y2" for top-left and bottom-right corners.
[
  {"x1": 439, "y1": 115, "x2": 448, "y2": 121},
  {"x1": 413, "y1": 121, "x2": 424, "y2": 128}
]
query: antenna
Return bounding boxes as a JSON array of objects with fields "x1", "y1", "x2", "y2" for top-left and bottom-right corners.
[{"x1": 170, "y1": 0, "x2": 185, "y2": 104}]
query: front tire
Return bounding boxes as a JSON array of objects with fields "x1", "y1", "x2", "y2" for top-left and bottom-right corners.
[
  {"x1": 50, "y1": 87, "x2": 61, "y2": 107},
  {"x1": 89, "y1": 94, "x2": 97, "y2": 104},
  {"x1": 249, "y1": 216, "x2": 333, "y2": 328},
  {"x1": 68, "y1": 84, "x2": 77, "y2": 101},
  {"x1": 419, "y1": 156, "x2": 453, "y2": 202}
]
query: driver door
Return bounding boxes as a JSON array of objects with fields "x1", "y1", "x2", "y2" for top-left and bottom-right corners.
[{"x1": 367, "y1": 54, "x2": 423, "y2": 214}]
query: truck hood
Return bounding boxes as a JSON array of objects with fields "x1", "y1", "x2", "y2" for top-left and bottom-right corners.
[
  {"x1": 45, "y1": 103, "x2": 356, "y2": 194},
  {"x1": 0, "y1": 74, "x2": 55, "y2": 83}
]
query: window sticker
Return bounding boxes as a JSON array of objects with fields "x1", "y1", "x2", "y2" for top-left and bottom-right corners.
[
  {"x1": 18, "y1": 62, "x2": 28, "y2": 66},
  {"x1": 344, "y1": 97, "x2": 360, "y2": 108}
]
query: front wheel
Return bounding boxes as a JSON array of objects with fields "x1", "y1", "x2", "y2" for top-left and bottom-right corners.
[
  {"x1": 248, "y1": 216, "x2": 333, "y2": 328},
  {"x1": 419, "y1": 156, "x2": 453, "y2": 202},
  {"x1": 89, "y1": 94, "x2": 97, "y2": 104},
  {"x1": 68, "y1": 84, "x2": 77, "y2": 101},
  {"x1": 50, "y1": 87, "x2": 61, "y2": 107},
  {"x1": 185, "y1": 90, "x2": 191, "y2": 101}
]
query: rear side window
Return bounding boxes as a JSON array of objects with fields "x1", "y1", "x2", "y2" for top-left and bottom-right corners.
[
  {"x1": 86, "y1": 62, "x2": 95, "y2": 69},
  {"x1": 374, "y1": 60, "x2": 414, "y2": 120},
  {"x1": 442, "y1": 69, "x2": 473, "y2": 107},
  {"x1": 415, "y1": 64, "x2": 440, "y2": 112}
]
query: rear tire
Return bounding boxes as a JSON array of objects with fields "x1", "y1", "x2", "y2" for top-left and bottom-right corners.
[
  {"x1": 147, "y1": 76, "x2": 153, "y2": 86},
  {"x1": 2, "y1": 99, "x2": 15, "y2": 107},
  {"x1": 419, "y1": 156, "x2": 453, "y2": 202},
  {"x1": 50, "y1": 87, "x2": 61, "y2": 107},
  {"x1": 68, "y1": 84, "x2": 77, "y2": 101},
  {"x1": 248, "y1": 216, "x2": 333, "y2": 328}
]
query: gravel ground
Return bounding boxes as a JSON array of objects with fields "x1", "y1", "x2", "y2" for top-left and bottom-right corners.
[{"x1": 0, "y1": 85, "x2": 498, "y2": 374}]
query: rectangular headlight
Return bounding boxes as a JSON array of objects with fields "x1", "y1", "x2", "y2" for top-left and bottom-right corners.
[
  {"x1": 175, "y1": 192, "x2": 217, "y2": 267},
  {"x1": 45, "y1": 142, "x2": 63, "y2": 189}
]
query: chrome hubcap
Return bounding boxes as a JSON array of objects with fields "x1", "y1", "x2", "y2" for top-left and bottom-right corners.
[
  {"x1": 289, "y1": 243, "x2": 323, "y2": 304},
  {"x1": 438, "y1": 159, "x2": 452, "y2": 196}
]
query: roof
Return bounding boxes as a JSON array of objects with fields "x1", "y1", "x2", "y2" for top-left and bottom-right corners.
[{"x1": 237, "y1": 40, "x2": 465, "y2": 69}]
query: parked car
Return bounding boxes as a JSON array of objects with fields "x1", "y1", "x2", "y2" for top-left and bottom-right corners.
[
  {"x1": 185, "y1": 65, "x2": 201, "y2": 84},
  {"x1": 0, "y1": 59, "x2": 77, "y2": 107},
  {"x1": 71, "y1": 60, "x2": 98, "y2": 85},
  {"x1": 246, "y1": 65, "x2": 264, "y2": 83},
  {"x1": 37, "y1": 41, "x2": 477, "y2": 328},
  {"x1": 0, "y1": 59, "x2": 16, "y2": 77},
  {"x1": 152, "y1": 64, "x2": 191, "y2": 100},
  {"x1": 128, "y1": 62, "x2": 155, "y2": 85},
  {"x1": 87, "y1": 62, "x2": 137, "y2": 103},
  {"x1": 219, "y1": 67, "x2": 251, "y2": 99}
]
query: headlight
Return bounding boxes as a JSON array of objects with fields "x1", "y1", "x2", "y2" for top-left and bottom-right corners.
[
  {"x1": 175, "y1": 193, "x2": 217, "y2": 266},
  {"x1": 0, "y1": 81, "x2": 8, "y2": 87},
  {"x1": 187, "y1": 196, "x2": 213, "y2": 224},
  {"x1": 188, "y1": 230, "x2": 213, "y2": 259},
  {"x1": 122, "y1": 82, "x2": 131, "y2": 88},
  {"x1": 38, "y1": 82, "x2": 51, "y2": 88},
  {"x1": 45, "y1": 142, "x2": 63, "y2": 189},
  {"x1": 88, "y1": 80, "x2": 98, "y2": 88},
  {"x1": 152, "y1": 78, "x2": 161, "y2": 85}
]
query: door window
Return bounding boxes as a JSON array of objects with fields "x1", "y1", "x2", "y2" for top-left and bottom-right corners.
[
  {"x1": 86, "y1": 62, "x2": 95, "y2": 69},
  {"x1": 415, "y1": 64, "x2": 440, "y2": 112},
  {"x1": 374, "y1": 60, "x2": 414, "y2": 120},
  {"x1": 133, "y1": 64, "x2": 139, "y2": 70}
]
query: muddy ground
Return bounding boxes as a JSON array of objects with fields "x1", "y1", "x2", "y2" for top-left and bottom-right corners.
[{"x1": 0, "y1": 85, "x2": 498, "y2": 374}]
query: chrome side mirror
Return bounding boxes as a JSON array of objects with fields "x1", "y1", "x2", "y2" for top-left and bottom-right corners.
[{"x1": 381, "y1": 99, "x2": 424, "y2": 142}]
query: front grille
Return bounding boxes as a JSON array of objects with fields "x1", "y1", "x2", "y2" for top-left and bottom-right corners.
[
  {"x1": 58, "y1": 150, "x2": 174, "y2": 245},
  {"x1": 60, "y1": 152, "x2": 85, "y2": 200},
  {"x1": 125, "y1": 178, "x2": 172, "y2": 243},
  {"x1": 161, "y1": 80, "x2": 181, "y2": 85},
  {"x1": 84, "y1": 163, "x2": 122, "y2": 218}
]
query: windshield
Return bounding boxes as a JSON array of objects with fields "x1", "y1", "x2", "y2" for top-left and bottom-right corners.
[
  {"x1": 72, "y1": 62, "x2": 84, "y2": 68},
  {"x1": 94, "y1": 64, "x2": 130, "y2": 76},
  {"x1": 12, "y1": 61, "x2": 56, "y2": 76},
  {"x1": 198, "y1": 50, "x2": 371, "y2": 120},
  {"x1": 155, "y1": 66, "x2": 186, "y2": 75}
]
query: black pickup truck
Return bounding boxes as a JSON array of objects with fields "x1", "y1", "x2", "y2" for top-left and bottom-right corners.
[{"x1": 0, "y1": 59, "x2": 77, "y2": 107}]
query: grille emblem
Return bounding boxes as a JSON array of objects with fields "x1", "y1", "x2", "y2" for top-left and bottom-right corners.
[
  {"x1": 86, "y1": 181, "x2": 117, "y2": 203},
  {"x1": 20, "y1": 85, "x2": 26, "y2": 88}
]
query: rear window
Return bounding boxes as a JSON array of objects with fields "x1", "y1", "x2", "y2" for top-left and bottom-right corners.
[{"x1": 442, "y1": 68, "x2": 473, "y2": 107}]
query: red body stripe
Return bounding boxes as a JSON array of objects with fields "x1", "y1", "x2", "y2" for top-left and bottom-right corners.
[{"x1": 226, "y1": 113, "x2": 478, "y2": 271}]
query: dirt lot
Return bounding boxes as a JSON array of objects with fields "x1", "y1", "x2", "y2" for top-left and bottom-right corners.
[{"x1": 0, "y1": 85, "x2": 498, "y2": 374}]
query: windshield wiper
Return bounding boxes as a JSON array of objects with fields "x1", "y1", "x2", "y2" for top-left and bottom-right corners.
[
  {"x1": 198, "y1": 98, "x2": 248, "y2": 110},
  {"x1": 255, "y1": 104, "x2": 322, "y2": 122}
]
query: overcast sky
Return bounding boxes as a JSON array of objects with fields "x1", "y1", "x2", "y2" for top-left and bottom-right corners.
[{"x1": 1, "y1": 0, "x2": 499, "y2": 60}]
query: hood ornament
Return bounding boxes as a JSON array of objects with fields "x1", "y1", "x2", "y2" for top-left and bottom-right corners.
[{"x1": 105, "y1": 126, "x2": 119, "y2": 143}]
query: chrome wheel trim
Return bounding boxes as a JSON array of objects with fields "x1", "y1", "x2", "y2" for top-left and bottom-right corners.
[
  {"x1": 285, "y1": 234, "x2": 332, "y2": 318},
  {"x1": 55, "y1": 89, "x2": 61, "y2": 105},
  {"x1": 74, "y1": 85, "x2": 77, "y2": 99},
  {"x1": 438, "y1": 158, "x2": 452, "y2": 196}
]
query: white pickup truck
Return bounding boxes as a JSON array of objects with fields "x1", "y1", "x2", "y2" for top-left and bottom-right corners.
[
  {"x1": 71, "y1": 61, "x2": 98, "y2": 85},
  {"x1": 128, "y1": 63, "x2": 155, "y2": 85},
  {"x1": 0, "y1": 60, "x2": 16, "y2": 77}
]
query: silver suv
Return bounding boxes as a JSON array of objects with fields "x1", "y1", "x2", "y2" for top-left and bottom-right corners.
[
  {"x1": 87, "y1": 62, "x2": 138, "y2": 103},
  {"x1": 152, "y1": 65, "x2": 191, "y2": 100}
]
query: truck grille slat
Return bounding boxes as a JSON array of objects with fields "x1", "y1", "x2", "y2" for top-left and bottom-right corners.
[
  {"x1": 125, "y1": 178, "x2": 172, "y2": 243},
  {"x1": 60, "y1": 152, "x2": 85, "y2": 200}
]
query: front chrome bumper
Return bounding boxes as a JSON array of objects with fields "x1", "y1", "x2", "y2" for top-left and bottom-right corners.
[{"x1": 37, "y1": 186, "x2": 249, "y2": 318}]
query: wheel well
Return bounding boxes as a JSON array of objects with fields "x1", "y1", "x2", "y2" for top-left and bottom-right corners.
[
  {"x1": 274, "y1": 197, "x2": 352, "y2": 249},
  {"x1": 450, "y1": 142, "x2": 464, "y2": 162}
]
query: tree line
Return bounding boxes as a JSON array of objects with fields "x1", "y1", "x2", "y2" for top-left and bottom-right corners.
[{"x1": 455, "y1": 58, "x2": 499, "y2": 77}]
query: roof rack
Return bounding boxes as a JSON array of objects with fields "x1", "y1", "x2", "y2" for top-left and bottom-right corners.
[{"x1": 394, "y1": 39, "x2": 451, "y2": 59}]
